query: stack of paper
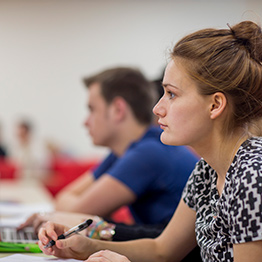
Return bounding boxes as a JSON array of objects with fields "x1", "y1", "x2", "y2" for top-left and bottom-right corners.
[{"x1": 0, "y1": 254, "x2": 83, "y2": 261}]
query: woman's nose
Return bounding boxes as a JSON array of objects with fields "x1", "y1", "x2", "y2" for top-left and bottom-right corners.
[{"x1": 153, "y1": 98, "x2": 165, "y2": 117}]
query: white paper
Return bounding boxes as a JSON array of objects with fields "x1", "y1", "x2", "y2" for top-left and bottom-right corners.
[
  {"x1": 0, "y1": 254, "x2": 83, "y2": 261},
  {"x1": 0, "y1": 202, "x2": 54, "y2": 227}
]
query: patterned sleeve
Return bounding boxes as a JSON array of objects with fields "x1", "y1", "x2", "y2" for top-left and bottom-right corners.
[
  {"x1": 182, "y1": 166, "x2": 197, "y2": 211},
  {"x1": 230, "y1": 157, "x2": 262, "y2": 244}
]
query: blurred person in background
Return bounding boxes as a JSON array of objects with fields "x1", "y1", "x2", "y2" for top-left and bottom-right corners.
[{"x1": 9, "y1": 119, "x2": 49, "y2": 181}]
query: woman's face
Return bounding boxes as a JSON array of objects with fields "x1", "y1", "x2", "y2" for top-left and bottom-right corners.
[{"x1": 153, "y1": 59, "x2": 213, "y2": 148}]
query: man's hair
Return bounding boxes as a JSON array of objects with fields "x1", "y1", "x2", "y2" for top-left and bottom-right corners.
[{"x1": 83, "y1": 67, "x2": 157, "y2": 125}]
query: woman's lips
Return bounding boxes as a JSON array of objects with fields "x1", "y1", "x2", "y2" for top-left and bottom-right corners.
[{"x1": 158, "y1": 122, "x2": 167, "y2": 129}]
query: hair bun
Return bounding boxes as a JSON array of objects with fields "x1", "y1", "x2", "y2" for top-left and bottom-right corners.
[{"x1": 230, "y1": 21, "x2": 262, "y2": 63}]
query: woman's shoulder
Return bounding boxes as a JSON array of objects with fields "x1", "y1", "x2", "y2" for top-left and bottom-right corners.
[
  {"x1": 193, "y1": 158, "x2": 213, "y2": 174},
  {"x1": 236, "y1": 137, "x2": 262, "y2": 164},
  {"x1": 186, "y1": 158, "x2": 215, "y2": 186},
  {"x1": 240, "y1": 136, "x2": 262, "y2": 151},
  {"x1": 229, "y1": 136, "x2": 262, "y2": 181}
]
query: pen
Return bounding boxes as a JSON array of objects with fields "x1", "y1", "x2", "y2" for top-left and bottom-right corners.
[{"x1": 44, "y1": 219, "x2": 93, "y2": 248}]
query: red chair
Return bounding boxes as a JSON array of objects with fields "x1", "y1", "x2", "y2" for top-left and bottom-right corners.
[
  {"x1": 0, "y1": 158, "x2": 18, "y2": 179},
  {"x1": 111, "y1": 206, "x2": 134, "y2": 225},
  {"x1": 44, "y1": 157, "x2": 99, "y2": 197}
]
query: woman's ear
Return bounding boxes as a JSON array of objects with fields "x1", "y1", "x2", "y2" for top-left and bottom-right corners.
[{"x1": 210, "y1": 92, "x2": 227, "y2": 120}]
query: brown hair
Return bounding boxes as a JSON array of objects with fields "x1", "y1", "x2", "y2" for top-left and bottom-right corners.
[
  {"x1": 83, "y1": 67, "x2": 157, "y2": 125},
  {"x1": 171, "y1": 21, "x2": 262, "y2": 133}
]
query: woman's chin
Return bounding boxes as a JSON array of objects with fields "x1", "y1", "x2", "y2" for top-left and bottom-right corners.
[
  {"x1": 160, "y1": 134, "x2": 183, "y2": 146},
  {"x1": 160, "y1": 135, "x2": 174, "y2": 146}
]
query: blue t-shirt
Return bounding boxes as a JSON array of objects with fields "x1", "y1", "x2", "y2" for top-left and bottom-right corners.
[{"x1": 94, "y1": 126, "x2": 199, "y2": 224}]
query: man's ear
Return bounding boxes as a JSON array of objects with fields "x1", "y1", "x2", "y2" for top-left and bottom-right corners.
[
  {"x1": 210, "y1": 92, "x2": 227, "y2": 120},
  {"x1": 111, "y1": 97, "x2": 128, "y2": 122}
]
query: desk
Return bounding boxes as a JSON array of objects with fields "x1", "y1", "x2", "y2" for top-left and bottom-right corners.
[
  {"x1": 0, "y1": 179, "x2": 54, "y2": 259},
  {"x1": 0, "y1": 180, "x2": 53, "y2": 204}
]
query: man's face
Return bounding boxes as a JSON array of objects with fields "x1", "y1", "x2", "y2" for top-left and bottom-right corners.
[{"x1": 84, "y1": 83, "x2": 115, "y2": 147}]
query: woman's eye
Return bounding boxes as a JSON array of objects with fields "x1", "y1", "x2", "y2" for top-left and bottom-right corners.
[{"x1": 167, "y1": 91, "x2": 175, "y2": 99}]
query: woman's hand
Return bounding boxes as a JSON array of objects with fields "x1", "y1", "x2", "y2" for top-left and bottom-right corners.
[
  {"x1": 86, "y1": 250, "x2": 131, "y2": 262},
  {"x1": 38, "y1": 221, "x2": 92, "y2": 260}
]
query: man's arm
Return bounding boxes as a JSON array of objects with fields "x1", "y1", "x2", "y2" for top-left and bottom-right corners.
[
  {"x1": 55, "y1": 173, "x2": 136, "y2": 217},
  {"x1": 55, "y1": 170, "x2": 94, "y2": 210}
]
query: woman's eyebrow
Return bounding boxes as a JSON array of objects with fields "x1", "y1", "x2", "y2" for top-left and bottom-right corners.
[{"x1": 162, "y1": 83, "x2": 179, "y2": 90}]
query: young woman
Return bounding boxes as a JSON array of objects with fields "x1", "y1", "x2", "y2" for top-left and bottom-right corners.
[{"x1": 38, "y1": 20, "x2": 262, "y2": 262}]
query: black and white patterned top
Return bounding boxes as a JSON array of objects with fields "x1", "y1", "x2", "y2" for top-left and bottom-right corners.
[{"x1": 182, "y1": 137, "x2": 262, "y2": 262}]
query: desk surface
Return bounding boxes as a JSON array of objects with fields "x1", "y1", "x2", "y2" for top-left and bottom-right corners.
[{"x1": 0, "y1": 179, "x2": 53, "y2": 204}]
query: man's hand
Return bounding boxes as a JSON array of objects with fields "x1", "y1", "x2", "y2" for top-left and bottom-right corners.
[{"x1": 18, "y1": 211, "x2": 94, "y2": 234}]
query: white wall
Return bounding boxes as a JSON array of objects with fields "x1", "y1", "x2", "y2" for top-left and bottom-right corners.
[{"x1": 0, "y1": 0, "x2": 261, "y2": 159}]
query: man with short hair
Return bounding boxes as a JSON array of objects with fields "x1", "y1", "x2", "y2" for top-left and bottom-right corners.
[
  {"x1": 21, "y1": 67, "x2": 199, "y2": 250},
  {"x1": 54, "y1": 67, "x2": 198, "y2": 225}
]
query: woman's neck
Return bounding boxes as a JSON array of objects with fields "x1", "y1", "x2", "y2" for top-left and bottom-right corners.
[{"x1": 195, "y1": 129, "x2": 250, "y2": 179}]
